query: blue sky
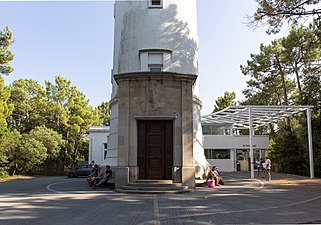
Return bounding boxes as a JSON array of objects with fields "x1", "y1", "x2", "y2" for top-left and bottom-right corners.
[{"x1": 0, "y1": 0, "x2": 285, "y2": 115}]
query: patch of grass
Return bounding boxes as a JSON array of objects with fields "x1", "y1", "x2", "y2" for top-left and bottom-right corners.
[{"x1": 0, "y1": 175, "x2": 34, "y2": 183}]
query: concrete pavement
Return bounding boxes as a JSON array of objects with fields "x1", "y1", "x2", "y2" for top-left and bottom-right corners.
[{"x1": 0, "y1": 172, "x2": 321, "y2": 224}]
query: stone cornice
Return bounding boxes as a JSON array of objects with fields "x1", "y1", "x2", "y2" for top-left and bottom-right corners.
[
  {"x1": 113, "y1": 72, "x2": 197, "y2": 85},
  {"x1": 138, "y1": 48, "x2": 172, "y2": 54},
  {"x1": 134, "y1": 115, "x2": 178, "y2": 120}
]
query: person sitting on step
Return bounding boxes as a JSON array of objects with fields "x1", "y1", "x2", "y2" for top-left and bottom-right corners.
[{"x1": 94, "y1": 165, "x2": 112, "y2": 188}]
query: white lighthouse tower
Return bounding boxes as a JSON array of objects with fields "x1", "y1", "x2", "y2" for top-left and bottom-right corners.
[{"x1": 107, "y1": 0, "x2": 209, "y2": 189}]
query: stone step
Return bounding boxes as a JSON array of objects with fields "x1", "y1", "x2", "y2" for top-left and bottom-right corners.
[
  {"x1": 195, "y1": 179, "x2": 207, "y2": 187},
  {"x1": 116, "y1": 180, "x2": 192, "y2": 194},
  {"x1": 116, "y1": 188, "x2": 192, "y2": 194},
  {"x1": 135, "y1": 179, "x2": 173, "y2": 184},
  {"x1": 121, "y1": 184, "x2": 187, "y2": 191},
  {"x1": 126, "y1": 182, "x2": 184, "y2": 188}
]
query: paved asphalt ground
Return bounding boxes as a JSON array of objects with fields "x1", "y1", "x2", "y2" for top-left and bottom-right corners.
[{"x1": 0, "y1": 172, "x2": 321, "y2": 225}]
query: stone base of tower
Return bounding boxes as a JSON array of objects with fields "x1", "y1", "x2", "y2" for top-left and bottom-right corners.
[
  {"x1": 115, "y1": 166, "x2": 195, "y2": 190},
  {"x1": 181, "y1": 166, "x2": 196, "y2": 188},
  {"x1": 113, "y1": 72, "x2": 197, "y2": 189},
  {"x1": 115, "y1": 167, "x2": 129, "y2": 189}
]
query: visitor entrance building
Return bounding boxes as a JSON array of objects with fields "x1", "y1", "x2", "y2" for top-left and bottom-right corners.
[{"x1": 107, "y1": 0, "x2": 209, "y2": 189}]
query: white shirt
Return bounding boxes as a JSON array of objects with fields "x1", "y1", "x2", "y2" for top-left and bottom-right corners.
[{"x1": 265, "y1": 158, "x2": 271, "y2": 169}]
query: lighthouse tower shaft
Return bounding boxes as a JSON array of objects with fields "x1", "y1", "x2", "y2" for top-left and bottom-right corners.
[{"x1": 108, "y1": 0, "x2": 209, "y2": 189}]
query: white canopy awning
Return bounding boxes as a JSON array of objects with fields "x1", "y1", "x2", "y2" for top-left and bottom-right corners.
[
  {"x1": 201, "y1": 105, "x2": 314, "y2": 179},
  {"x1": 201, "y1": 105, "x2": 312, "y2": 129}
]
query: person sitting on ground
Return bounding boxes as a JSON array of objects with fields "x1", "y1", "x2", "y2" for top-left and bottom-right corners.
[
  {"x1": 214, "y1": 166, "x2": 224, "y2": 185},
  {"x1": 207, "y1": 166, "x2": 222, "y2": 186},
  {"x1": 94, "y1": 165, "x2": 112, "y2": 188},
  {"x1": 88, "y1": 166, "x2": 104, "y2": 186}
]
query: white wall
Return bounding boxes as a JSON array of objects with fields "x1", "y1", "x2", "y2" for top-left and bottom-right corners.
[
  {"x1": 203, "y1": 135, "x2": 269, "y2": 172},
  {"x1": 207, "y1": 159, "x2": 235, "y2": 172},
  {"x1": 106, "y1": 102, "x2": 118, "y2": 167},
  {"x1": 88, "y1": 126, "x2": 109, "y2": 166},
  {"x1": 113, "y1": 0, "x2": 199, "y2": 76},
  {"x1": 203, "y1": 135, "x2": 269, "y2": 149}
]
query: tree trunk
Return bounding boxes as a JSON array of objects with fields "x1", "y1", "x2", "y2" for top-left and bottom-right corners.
[
  {"x1": 11, "y1": 163, "x2": 18, "y2": 176},
  {"x1": 293, "y1": 61, "x2": 303, "y2": 103},
  {"x1": 72, "y1": 136, "x2": 80, "y2": 168},
  {"x1": 276, "y1": 56, "x2": 289, "y2": 105},
  {"x1": 276, "y1": 56, "x2": 291, "y2": 126}
]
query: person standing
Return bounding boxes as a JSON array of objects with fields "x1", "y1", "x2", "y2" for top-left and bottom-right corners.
[
  {"x1": 256, "y1": 158, "x2": 263, "y2": 178},
  {"x1": 265, "y1": 156, "x2": 271, "y2": 181}
]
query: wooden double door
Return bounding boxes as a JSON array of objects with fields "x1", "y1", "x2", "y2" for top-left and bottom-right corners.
[{"x1": 137, "y1": 120, "x2": 173, "y2": 180}]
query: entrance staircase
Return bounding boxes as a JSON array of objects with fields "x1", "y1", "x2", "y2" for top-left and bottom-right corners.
[{"x1": 116, "y1": 180, "x2": 192, "y2": 194}]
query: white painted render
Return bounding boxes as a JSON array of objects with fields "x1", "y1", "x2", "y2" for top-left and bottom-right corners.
[
  {"x1": 203, "y1": 135, "x2": 270, "y2": 149},
  {"x1": 108, "y1": 0, "x2": 208, "y2": 177},
  {"x1": 110, "y1": 0, "x2": 200, "y2": 99},
  {"x1": 105, "y1": 101, "x2": 118, "y2": 167},
  {"x1": 112, "y1": 0, "x2": 199, "y2": 76},
  {"x1": 207, "y1": 159, "x2": 235, "y2": 172},
  {"x1": 88, "y1": 126, "x2": 110, "y2": 166}
]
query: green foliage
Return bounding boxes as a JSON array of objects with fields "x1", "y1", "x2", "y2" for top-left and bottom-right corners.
[
  {"x1": 241, "y1": 39, "x2": 296, "y2": 105},
  {"x1": 250, "y1": 0, "x2": 321, "y2": 34},
  {"x1": 95, "y1": 101, "x2": 110, "y2": 126},
  {"x1": 0, "y1": 168, "x2": 9, "y2": 178},
  {"x1": 213, "y1": 91, "x2": 236, "y2": 113},
  {"x1": 312, "y1": 125, "x2": 321, "y2": 177},
  {"x1": 8, "y1": 79, "x2": 46, "y2": 133},
  {"x1": 0, "y1": 130, "x2": 47, "y2": 175},
  {"x1": 0, "y1": 28, "x2": 109, "y2": 176},
  {"x1": 0, "y1": 26, "x2": 14, "y2": 138},
  {"x1": 241, "y1": 23, "x2": 321, "y2": 106},
  {"x1": 271, "y1": 126, "x2": 309, "y2": 175},
  {"x1": 28, "y1": 126, "x2": 64, "y2": 161},
  {"x1": 1, "y1": 74, "x2": 104, "y2": 176},
  {"x1": 242, "y1": 20, "x2": 321, "y2": 176},
  {"x1": 19, "y1": 133, "x2": 48, "y2": 173},
  {"x1": 44, "y1": 75, "x2": 99, "y2": 167},
  {"x1": 0, "y1": 26, "x2": 14, "y2": 76},
  {"x1": 0, "y1": 76, "x2": 13, "y2": 137},
  {"x1": 0, "y1": 130, "x2": 22, "y2": 175},
  {"x1": 301, "y1": 73, "x2": 321, "y2": 107},
  {"x1": 282, "y1": 25, "x2": 321, "y2": 104}
]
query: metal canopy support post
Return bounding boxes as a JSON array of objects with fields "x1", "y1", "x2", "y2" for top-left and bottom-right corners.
[
  {"x1": 307, "y1": 108, "x2": 314, "y2": 179},
  {"x1": 249, "y1": 107, "x2": 255, "y2": 179}
]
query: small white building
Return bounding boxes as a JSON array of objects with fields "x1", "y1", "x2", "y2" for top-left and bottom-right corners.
[
  {"x1": 202, "y1": 123, "x2": 269, "y2": 172},
  {"x1": 88, "y1": 126, "x2": 110, "y2": 166}
]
